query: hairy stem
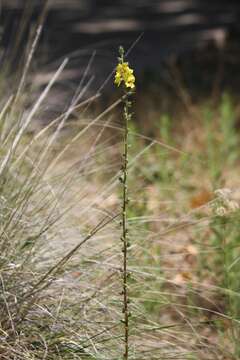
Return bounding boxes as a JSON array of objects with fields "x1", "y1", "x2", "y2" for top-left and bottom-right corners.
[
  {"x1": 121, "y1": 94, "x2": 131, "y2": 359},
  {"x1": 115, "y1": 45, "x2": 135, "y2": 359}
]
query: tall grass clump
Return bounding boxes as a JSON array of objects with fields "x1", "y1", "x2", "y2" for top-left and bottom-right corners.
[{"x1": 0, "y1": 20, "x2": 122, "y2": 357}]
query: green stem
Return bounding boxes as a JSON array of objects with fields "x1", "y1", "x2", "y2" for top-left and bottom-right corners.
[
  {"x1": 116, "y1": 45, "x2": 134, "y2": 359},
  {"x1": 122, "y1": 95, "x2": 130, "y2": 359}
]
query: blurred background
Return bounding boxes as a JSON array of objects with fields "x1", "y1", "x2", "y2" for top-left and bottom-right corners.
[
  {"x1": 2, "y1": 0, "x2": 240, "y2": 125},
  {"x1": 2, "y1": 1, "x2": 240, "y2": 85}
]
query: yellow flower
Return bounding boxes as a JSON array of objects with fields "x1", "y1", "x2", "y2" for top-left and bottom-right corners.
[{"x1": 114, "y1": 62, "x2": 135, "y2": 89}]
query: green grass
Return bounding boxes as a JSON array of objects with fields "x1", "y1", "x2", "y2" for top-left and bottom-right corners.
[{"x1": 121, "y1": 92, "x2": 240, "y2": 359}]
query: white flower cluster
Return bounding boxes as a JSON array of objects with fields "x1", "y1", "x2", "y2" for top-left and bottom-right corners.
[{"x1": 214, "y1": 188, "x2": 239, "y2": 216}]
